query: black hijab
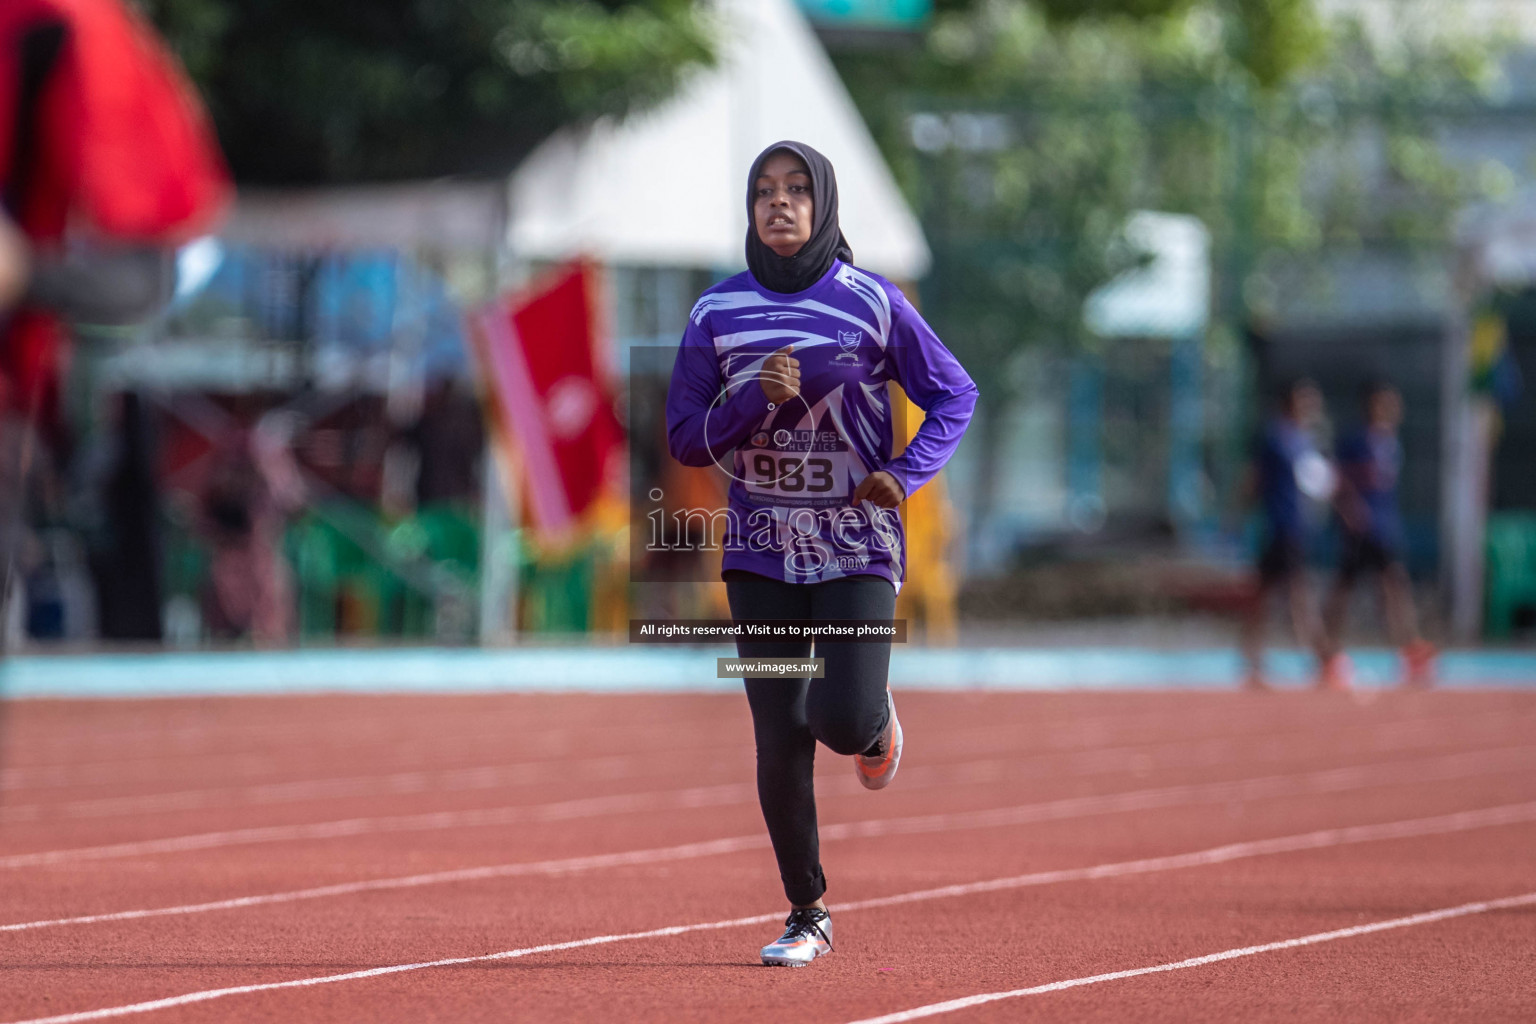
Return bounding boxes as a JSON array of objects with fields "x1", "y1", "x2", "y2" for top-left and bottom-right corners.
[{"x1": 745, "y1": 140, "x2": 853, "y2": 294}]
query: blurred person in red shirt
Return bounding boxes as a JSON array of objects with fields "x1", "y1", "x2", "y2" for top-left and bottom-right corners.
[
  {"x1": 1, "y1": 0, "x2": 228, "y2": 423},
  {"x1": 0, "y1": 0, "x2": 228, "y2": 634}
]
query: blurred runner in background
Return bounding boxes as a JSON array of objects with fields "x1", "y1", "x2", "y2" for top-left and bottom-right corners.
[
  {"x1": 1322, "y1": 381, "x2": 1437, "y2": 688},
  {"x1": 1241, "y1": 378, "x2": 1343, "y2": 691}
]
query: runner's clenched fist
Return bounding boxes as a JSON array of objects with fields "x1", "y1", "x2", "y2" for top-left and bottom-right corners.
[
  {"x1": 761, "y1": 344, "x2": 801, "y2": 404},
  {"x1": 852, "y1": 470, "x2": 905, "y2": 508}
]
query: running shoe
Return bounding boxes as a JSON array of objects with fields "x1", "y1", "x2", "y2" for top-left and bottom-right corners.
[
  {"x1": 1316, "y1": 652, "x2": 1355, "y2": 692},
  {"x1": 854, "y1": 689, "x2": 903, "y2": 790},
  {"x1": 1242, "y1": 670, "x2": 1271, "y2": 692},
  {"x1": 760, "y1": 907, "x2": 834, "y2": 967}
]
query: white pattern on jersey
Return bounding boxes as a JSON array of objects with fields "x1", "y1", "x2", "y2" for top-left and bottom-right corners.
[{"x1": 690, "y1": 288, "x2": 884, "y2": 347}]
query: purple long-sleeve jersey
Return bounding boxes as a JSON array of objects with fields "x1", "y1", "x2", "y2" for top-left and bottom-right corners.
[{"x1": 666, "y1": 260, "x2": 978, "y2": 590}]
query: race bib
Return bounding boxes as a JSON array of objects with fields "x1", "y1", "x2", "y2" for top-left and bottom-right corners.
[{"x1": 743, "y1": 429, "x2": 852, "y2": 506}]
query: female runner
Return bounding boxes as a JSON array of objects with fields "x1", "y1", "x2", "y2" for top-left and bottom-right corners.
[{"x1": 665, "y1": 140, "x2": 978, "y2": 966}]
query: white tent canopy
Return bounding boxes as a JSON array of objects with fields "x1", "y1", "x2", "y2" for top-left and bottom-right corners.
[
  {"x1": 1083, "y1": 212, "x2": 1211, "y2": 339},
  {"x1": 224, "y1": 180, "x2": 505, "y2": 253},
  {"x1": 507, "y1": 0, "x2": 931, "y2": 281}
]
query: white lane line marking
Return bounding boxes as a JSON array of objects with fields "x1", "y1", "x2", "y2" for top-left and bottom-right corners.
[
  {"x1": 0, "y1": 704, "x2": 1186, "y2": 792},
  {"x1": 10, "y1": 704, "x2": 1528, "y2": 822},
  {"x1": 3, "y1": 801, "x2": 1534, "y2": 1023},
  {"x1": 829, "y1": 799, "x2": 1536, "y2": 913},
  {"x1": 9, "y1": 742, "x2": 1525, "y2": 870},
  {"x1": 0, "y1": 911, "x2": 794, "y2": 1024},
  {"x1": 819, "y1": 745, "x2": 1535, "y2": 844},
  {"x1": 0, "y1": 751, "x2": 741, "y2": 824},
  {"x1": 4, "y1": 698, "x2": 1448, "y2": 793},
  {"x1": 0, "y1": 833, "x2": 771, "y2": 933},
  {"x1": 0, "y1": 783, "x2": 758, "y2": 868},
  {"x1": 841, "y1": 891, "x2": 1536, "y2": 1024},
  {"x1": 3, "y1": 747, "x2": 1533, "y2": 938},
  {"x1": 0, "y1": 713, "x2": 745, "y2": 792}
]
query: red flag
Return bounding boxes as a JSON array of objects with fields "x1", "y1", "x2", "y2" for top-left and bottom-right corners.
[{"x1": 470, "y1": 262, "x2": 624, "y2": 535}]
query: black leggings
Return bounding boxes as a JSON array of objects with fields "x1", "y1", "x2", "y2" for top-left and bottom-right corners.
[{"x1": 723, "y1": 569, "x2": 896, "y2": 906}]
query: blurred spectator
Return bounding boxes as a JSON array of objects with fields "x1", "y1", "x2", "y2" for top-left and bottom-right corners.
[
  {"x1": 2, "y1": 0, "x2": 228, "y2": 645},
  {"x1": 1, "y1": 0, "x2": 228, "y2": 427},
  {"x1": 10, "y1": 413, "x2": 64, "y2": 638},
  {"x1": 196, "y1": 416, "x2": 304, "y2": 645},
  {"x1": 1322, "y1": 382, "x2": 1436, "y2": 687},
  {"x1": 412, "y1": 378, "x2": 485, "y2": 507},
  {"x1": 1241, "y1": 378, "x2": 1340, "y2": 690},
  {"x1": 81, "y1": 391, "x2": 163, "y2": 641}
]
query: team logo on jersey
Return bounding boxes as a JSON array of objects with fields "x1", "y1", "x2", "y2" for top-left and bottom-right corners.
[
  {"x1": 835, "y1": 329, "x2": 863, "y2": 364},
  {"x1": 773, "y1": 429, "x2": 793, "y2": 447},
  {"x1": 750, "y1": 431, "x2": 770, "y2": 448}
]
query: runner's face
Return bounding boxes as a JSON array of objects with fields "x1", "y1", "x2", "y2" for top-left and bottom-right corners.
[
  {"x1": 753, "y1": 152, "x2": 814, "y2": 258},
  {"x1": 1368, "y1": 389, "x2": 1402, "y2": 430},
  {"x1": 1291, "y1": 385, "x2": 1323, "y2": 426}
]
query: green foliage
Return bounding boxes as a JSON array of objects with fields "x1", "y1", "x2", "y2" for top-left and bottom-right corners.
[
  {"x1": 1226, "y1": 0, "x2": 1324, "y2": 87},
  {"x1": 1035, "y1": 0, "x2": 1192, "y2": 24},
  {"x1": 833, "y1": 0, "x2": 1503, "y2": 373},
  {"x1": 140, "y1": 0, "x2": 715, "y2": 184}
]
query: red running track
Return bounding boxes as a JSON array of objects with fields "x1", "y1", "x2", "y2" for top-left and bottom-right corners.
[{"x1": 0, "y1": 690, "x2": 1533, "y2": 1023}]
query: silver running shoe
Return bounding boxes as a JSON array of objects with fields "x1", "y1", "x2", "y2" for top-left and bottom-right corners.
[
  {"x1": 760, "y1": 907, "x2": 834, "y2": 967},
  {"x1": 854, "y1": 689, "x2": 903, "y2": 790}
]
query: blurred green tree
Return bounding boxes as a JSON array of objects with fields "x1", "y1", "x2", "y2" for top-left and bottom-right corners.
[
  {"x1": 142, "y1": 0, "x2": 714, "y2": 184},
  {"x1": 832, "y1": 0, "x2": 1503, "y2": 537}
]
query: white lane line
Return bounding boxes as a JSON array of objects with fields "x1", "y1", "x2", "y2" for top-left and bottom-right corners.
[
  {"x1": 0, "y1": 698, "x2": 1409, "y2": 794},
  {"x1": 0, "y1": 833, "x2": 772, "y2": 934},
  {"x1": 0, "y1": 911, "x2": 793, "y2": 1024},
  {"x1": 0, "y1": 750, "x2": 734, "y2": 823},
  {"x1": 841, "y1": 891, "x2": 1536, "y2": 1024},
  {"x1": 10, "y1": 704, "x2": 1528, "y2": 822},
  {"x1": 0, "y1": 722, "x2": 731, "y2": 794},
  {"x1": 829, "y1": 799, "x2": 1536, "y2": 913},
  {"x1": 0, "y1": 705, "x2": 1171, "y2": 792},
  {"x1": 10, "y1": 700, "x2": 1526, "y2": 815},
  {"x1": 816, "y1": 745, "x2": 1536, "y2": 845},
  {"x1": 0, "y1": 706, "x2": 758, "y2": 793},
  {"x1": 0, "y1": 782, "x2": 758, "y2": 869},
  {"x1": 5, "y1": 747, "x2": 1535, "y2": 933},
  {"x1": 7, "y1": 742, "x2": 1526, "y2": 870},
  {"x1": 4, "y1": 801, "x2": 1535, "y2": 1024}
]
